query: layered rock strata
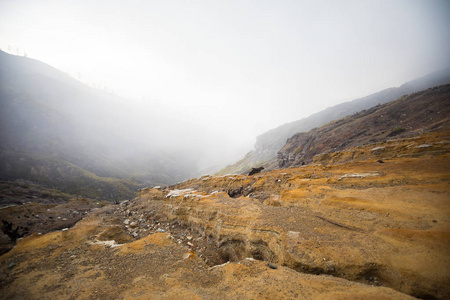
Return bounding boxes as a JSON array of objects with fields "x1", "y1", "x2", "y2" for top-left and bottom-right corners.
[{"x1": 1, "y1": 132, "x2": 449, "y2": 299}]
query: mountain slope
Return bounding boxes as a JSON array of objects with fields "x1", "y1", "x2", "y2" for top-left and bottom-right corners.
[
  {"x1": 218, "y1": 68, "x2": 450, "y2": 174},
  {"x1": 0, "y1": 51, "x2": 195, "y2": 200},
  {"x1": 278, "y1": 84, "x2": 450, "y2": 167},
  {"x1": 1, "y1": 130, "x2": 448, "y2": 299}
]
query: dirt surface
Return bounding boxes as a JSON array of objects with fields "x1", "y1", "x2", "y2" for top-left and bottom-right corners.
[
  {"x1": 1, "y1": 132, "x2": 449, "y2": 299},
  {"x1": 0, "y1": 197, "x2": 106, "y2": 255},
  {"x1": 0, "y1": 209, "x2": 415, "y2": 300}
]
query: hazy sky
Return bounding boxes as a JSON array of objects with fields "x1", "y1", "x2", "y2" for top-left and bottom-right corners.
[{"x1": 1, "y1": 0, "x2": 450, "y2": 163}]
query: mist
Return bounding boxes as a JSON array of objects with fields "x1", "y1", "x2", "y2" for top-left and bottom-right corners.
[{"x1": 1, "y1": 0, "x2": 450, "y2": 185}]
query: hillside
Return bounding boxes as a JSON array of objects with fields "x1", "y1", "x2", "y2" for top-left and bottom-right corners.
[
  {"x1": 278, "y1": 84, "x2": 450, "y2": 168},
  {"x1": 218, "y1": 68, "x2": 450, "y2": 174},
  {"x1": 1, "y1": 130, "x2": 449, "y2": 299},
  {"x1": 0, "y1": 51, "x2": 195, "y2": 201}
]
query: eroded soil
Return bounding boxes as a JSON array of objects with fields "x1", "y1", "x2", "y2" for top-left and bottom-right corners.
[{"x1": 1, "y1": 132, "x2": 449, "y2": 299}]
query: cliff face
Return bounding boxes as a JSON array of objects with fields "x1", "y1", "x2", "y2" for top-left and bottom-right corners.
[
  {"x1": 1, "y1": 130, "x2": 449, "y2": 299},
  {"x1": 277, "y1": 84, "x2": 450, "y2": 168}
]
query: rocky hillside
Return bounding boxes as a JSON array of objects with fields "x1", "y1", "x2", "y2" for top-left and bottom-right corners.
[
  {"x1": 0, "y1": 50, "x2": 196, "y2": 201},
  {"x1": 219, "y1": 68, "x2": 450, "y2": 174},
  {"x1": 278, "y1": 84, "x2": 450, "y2": 168},
  {"x1": 1, "y1": 130, "x2": 449, "y2": 299}
]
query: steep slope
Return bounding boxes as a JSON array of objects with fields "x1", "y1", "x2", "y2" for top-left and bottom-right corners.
[
  {"x1": 0, "y1": 51, "x2": 195, "y2": 200},
  {"x1": 278, "y1": 84, "x2": 450, "y2": 168},
  {"x1": 1, "y1": 130, "x2": 448, "y2": 299},
  {"x1": 219, "y1": 68, "x2": 450, "y2": 174}
]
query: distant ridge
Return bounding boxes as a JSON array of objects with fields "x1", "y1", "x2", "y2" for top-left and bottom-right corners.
[
  {"x1": 278, "y1": 84, "x2": 450, "y2": 167},
  {"x1": 218, "y1": 67, "x2": 450, "y2": 174}
]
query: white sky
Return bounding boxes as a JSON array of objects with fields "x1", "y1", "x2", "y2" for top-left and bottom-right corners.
[{"x1": 1, "y1": 0, "x2": 450, "y2": 165}]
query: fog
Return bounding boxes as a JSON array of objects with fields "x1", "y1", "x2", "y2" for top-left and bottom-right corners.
[{"x1": 1, "y1": 0, "x2": 450, "y2": 175}]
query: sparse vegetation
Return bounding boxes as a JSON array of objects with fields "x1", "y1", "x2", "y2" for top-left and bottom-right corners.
[{"x1": 388, "y1": 127, "x2": 406, "y2": 137}]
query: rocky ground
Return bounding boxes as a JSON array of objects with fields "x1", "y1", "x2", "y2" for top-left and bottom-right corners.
[
  {"x1": 0, "y1": 188, "x2": 108, "y2": 255},
  {"x1": 0, "y1": 131, "x2": 449, "y2": 299}
]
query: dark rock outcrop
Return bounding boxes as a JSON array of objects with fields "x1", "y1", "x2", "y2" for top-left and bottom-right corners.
[{"x1": 249, "y1": 167, "x2": 264, "y2": 176}]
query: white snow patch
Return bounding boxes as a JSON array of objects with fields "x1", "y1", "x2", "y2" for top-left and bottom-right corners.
[
  {"x1": 371, "y1": 147, "x2": 385, "y2": 152},
  {"x1": 166, "y1": 189, "x2": 194, "y2": 198},
  {"x1": 338, "y1": 172, "x2": 379, "y2": 180},
  {"x1": 166, "y1": 188, "x2": 209, "y2": 200},
  {"x1": 88, "y1": 240, "x2": 124, "y2": 248},
  {"x1": 209, "y1": 261, "x2": 230, "y2": 270},
  {"x1": 415, "y1": 144, "x2": 432, "y2": 148}
]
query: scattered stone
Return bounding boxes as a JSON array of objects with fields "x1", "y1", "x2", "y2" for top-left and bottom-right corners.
[
  {"x1": 124, "y1": 219, "x2": 130, "y2": 225},
  {"x1": 227, "y1": 186, "x2": 244, "y2": 198},
  {"x1": 129, "y1": 222, "x2": 138, "y2": 228},
  {"x1": 8, "y1": 262, "x2": 16, "y2": 269},
  {"x1": 267, "y1": 263, "x2": 278, "y2": 269}
]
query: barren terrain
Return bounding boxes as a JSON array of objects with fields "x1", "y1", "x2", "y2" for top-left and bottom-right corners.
[{"x1": 1, "y1": 131, "x2": 449, "y2": 299}]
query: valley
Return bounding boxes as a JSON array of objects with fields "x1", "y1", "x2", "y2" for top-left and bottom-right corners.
[
  {"x1": 1, "y1": 51, "x2": 449, "y2": 300},
  {"x1": 1, "y1": 2, "x2": 450, "y2": 298},
  {"x1": 1, "y1": 130, "x2": 449, "y2": 299}
]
